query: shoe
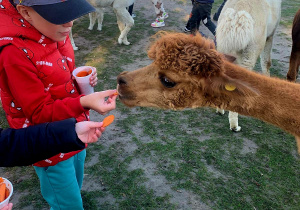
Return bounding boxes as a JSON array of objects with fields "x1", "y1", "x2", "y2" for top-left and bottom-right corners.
[
  {"x1": 131, "y1": 13, "x2": 136, "y2": 18},
  {"x1": 151, "y1": 18, "x2": 165, "y2": 28},
  {"x1": 162, "y1": 12, "x2": 169, "y2": 19},
  {"x1": 184, "y1": 27, "x2": 191, "y2": 33}
]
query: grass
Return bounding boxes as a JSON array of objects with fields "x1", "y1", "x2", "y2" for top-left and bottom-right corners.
[
  {"x1": 1, "y1": 0, "x2": 299, "y2": 209},
  {"x1": 281, "y1": 0, "x2": 300, "y2": 27}
]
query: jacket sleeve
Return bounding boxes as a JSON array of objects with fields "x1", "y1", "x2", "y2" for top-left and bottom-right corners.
[
  {"x1": 0, "y1": 45, "x2": 86, "y2": 124},
  {"x1": 0, "y1": 118, "x2": 85, "y2": 167}
]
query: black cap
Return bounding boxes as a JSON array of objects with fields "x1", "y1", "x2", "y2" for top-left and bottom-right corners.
[{"x1": 16, "y1": 0, "x2": 95, "y2": 24}]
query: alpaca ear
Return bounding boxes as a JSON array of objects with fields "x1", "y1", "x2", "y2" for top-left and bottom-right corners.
[
  {"x1": 206, "y1": 73, "x2": 260, "y2": 97},
  {"x1": 222, "y1": 54, "x2": 236, "y2": 63}
]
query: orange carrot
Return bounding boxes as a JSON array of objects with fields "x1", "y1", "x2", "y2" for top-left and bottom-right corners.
[
  {"x1": 88, "y1": 69, "x2": 92, "y2": 75},
  {"x1": 102, "y1": 115, "x2": 115, "y2": 127},
  {"x1": 113, "y1": 92, "x2": 118, "y2": 96},
  {"x1": 0, "y1": 183, "x2": 6, "y2": 202},
  {"x1": 5, "y1": 187, "x2": 9, "y2": 199},
  {"x1": 0, "y1": 178, "x2": 3, "y2": 183}
]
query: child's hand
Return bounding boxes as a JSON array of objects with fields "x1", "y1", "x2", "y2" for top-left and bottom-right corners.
[
  {"x1": 89, "y1": 68, "x2": 98, "y2": 87},
  {"x1": 0, "y1": 203, "x2": 13, "y2": 210},
  {"x1": 80, "y1": 89, "x2": 117, "y2": 115},
  {"x1": 75, "y1": 121, "x2": 105, "y2": 143}
]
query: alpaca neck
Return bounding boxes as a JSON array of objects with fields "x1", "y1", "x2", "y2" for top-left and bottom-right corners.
[{"x1": 214, "y1": 62, "x2": 300, "y2": 136}]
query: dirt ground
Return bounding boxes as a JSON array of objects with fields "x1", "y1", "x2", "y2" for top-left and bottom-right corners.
[{"x1": 2, "y1": 0, "x2": 294, "y2": 209}]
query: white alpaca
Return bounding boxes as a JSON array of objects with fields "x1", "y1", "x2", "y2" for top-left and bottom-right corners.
[
  {"x1": 88, "y1": 7, "x2": 105, "y2": 32},
  {"x1": 69, "y1": 26, "x2": 78, "y2": 51},
  {"x1": 88, "y1": 0, "x2": 168, "y2": 30},
  {"x1": 89, "y1": 0, "x2": 135, "y2": 45},
  {"x1": 215, "y1": 0, "x2": 282, "y2": 132},
  {"x1": 70, "y1": 0, "x2": 135, "y2": 50}
]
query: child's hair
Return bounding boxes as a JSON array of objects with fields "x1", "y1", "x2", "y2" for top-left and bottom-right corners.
[{"x1": 12, "y1": 0, "x2": 95, "y2": 24}]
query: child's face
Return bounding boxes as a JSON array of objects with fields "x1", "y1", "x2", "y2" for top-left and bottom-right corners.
[{"x1": 17, "y1": 5, "x2": 73, "y2": 42}]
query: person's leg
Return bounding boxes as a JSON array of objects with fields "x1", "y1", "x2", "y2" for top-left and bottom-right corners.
[
  {"x1": 213, "y1": 0, "x2": 227, "y2": 21},
  {"x1": 189, "y1": 3, "x2": 202, "y2": 34},
  {"x1": 184, "y1": 1, "x2": 201, "y2": 32},
  {"x1": 196, "y1": 13, "x2": 201, "y2": 31},
  {"x1": 184, "y1": 17, "x2": 201, "y2": 33},
  {"x1": 74, "y1": 150, "x2": 86, "y2": 188},
  {"x1": 184, "y1": 14, "x2": 192, "y2": 32},
  {"x1": 151, "y1": 0, "x2": 168, "y2": 27},
  {"x1": 201, "y1": 3, "x2": 216, "y2": 36},
  {"x1": 159, "y1": 0, "x2": 168, "y2": 18},
  {"x1": 152, "y1": 0, "x2": 167, "y2": 18},
  {"x1": 34, "y1": 150, "x2": 86, "y2": 210},
  {"x1": 127, "y1": 3, "x2": 134, "y2": 17}
]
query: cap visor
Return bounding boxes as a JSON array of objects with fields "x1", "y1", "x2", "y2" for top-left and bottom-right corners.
[{"x1": 32, "y1": 0, "x2": 95, "y2": 25}]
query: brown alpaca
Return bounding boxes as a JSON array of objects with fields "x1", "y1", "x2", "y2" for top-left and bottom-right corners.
[
  {"x1": 117, "y1": 32, "x2": 300, "y2": 153},
  {"x1": 286, "y1": 8, "x2": 300, "y2": 82}
]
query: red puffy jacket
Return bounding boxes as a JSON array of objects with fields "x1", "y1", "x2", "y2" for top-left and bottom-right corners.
[{"x1": 0, "y1": 0, "x2": 88, "y2": 167}]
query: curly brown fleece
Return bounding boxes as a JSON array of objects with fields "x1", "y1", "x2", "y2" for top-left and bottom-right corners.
[{"x1": 148, "y1": 32, "x2": 224, "y2": 79}]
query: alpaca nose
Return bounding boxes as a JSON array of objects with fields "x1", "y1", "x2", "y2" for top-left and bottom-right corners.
[
  {"x1": 117, "y1": 72, "x2": 128, "y2": 86},
  {"x1": 118, "y1": 76, "x2": 127, "y2": 86}
]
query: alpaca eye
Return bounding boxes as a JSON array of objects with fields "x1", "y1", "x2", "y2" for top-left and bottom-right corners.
[{"x1": 160, "y1": 76, "x2": 176, "y2": 88}]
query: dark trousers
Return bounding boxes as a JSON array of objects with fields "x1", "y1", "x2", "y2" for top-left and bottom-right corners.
[
  {"x1": 213, "y1": 0, "x2": 227, "y2": 21},
  {"x1": 128, "y1": 4, "x2": 134, "y2": 15},
  {"x1": 186, "y1": 2, "x2": 216, "y2": 36}
]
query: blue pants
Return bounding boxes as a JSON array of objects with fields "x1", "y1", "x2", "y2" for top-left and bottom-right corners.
[{"x1": 34, "y1": 150, "x2": 86, "y2": 210}]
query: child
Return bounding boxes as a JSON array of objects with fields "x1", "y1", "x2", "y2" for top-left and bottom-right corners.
[
  {"x1": 184, "y1": 0, "x2": 216, "y2": 36},
  {"x1": 151, "y1": 0, "x2": 169, "y2": 28},
  {"x1": 0, "y1": 0, "x2": 117, "y2": 209}
]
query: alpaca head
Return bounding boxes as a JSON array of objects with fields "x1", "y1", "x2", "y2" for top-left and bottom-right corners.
[{"x1": 117, "y1": 32, "x2": 256, "y2": 110}]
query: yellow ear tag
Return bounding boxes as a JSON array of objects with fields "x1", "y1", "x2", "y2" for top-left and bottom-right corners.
[{"x1": 225, "y1": 84, "x2": 236, "y2": 91}]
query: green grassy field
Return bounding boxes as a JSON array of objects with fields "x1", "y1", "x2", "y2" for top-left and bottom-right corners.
[{"x1": 1, "y1": 0, "x2": 300, "y2": 209}]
